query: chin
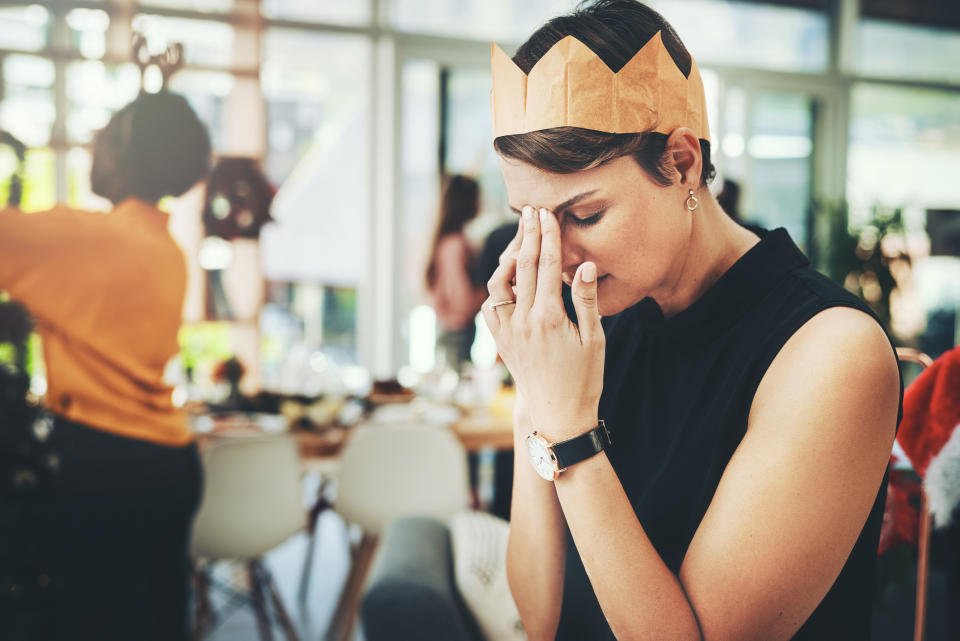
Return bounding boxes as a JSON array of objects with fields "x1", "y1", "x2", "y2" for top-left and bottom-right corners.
[
  {"x1": 596, "y1": 282, "x2": 622, "y2": 317},
  {"x1": 596, "y1": 277, "x2": 642, "y2": 318},
  {"x1": 598, "y1": 300, "x2": 624, "y2": 318}
]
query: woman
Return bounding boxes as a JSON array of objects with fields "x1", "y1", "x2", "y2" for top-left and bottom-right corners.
[
  {"x1": 425, "y1": 174, "x2": 487, "y2": 370},
  {"x1": 0, "y1": 90, "x2": 210, "y2": 641},
  {"x1": 482, "y1": 2, "x2": 901, "y2": 640}
]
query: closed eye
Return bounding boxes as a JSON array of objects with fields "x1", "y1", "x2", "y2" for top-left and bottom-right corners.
[{"x1": 566, "y1": 210, "x2": 604, "y2": 228}]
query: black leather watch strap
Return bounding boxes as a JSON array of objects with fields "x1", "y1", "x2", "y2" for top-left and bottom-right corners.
[{"x1": 551, "y1": 420, "x2": 610, "y2": 471}]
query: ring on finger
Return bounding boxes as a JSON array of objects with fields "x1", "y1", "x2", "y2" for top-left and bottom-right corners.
[{"x1": 489, "y1": 299, "x2": 516, "y2": 310}]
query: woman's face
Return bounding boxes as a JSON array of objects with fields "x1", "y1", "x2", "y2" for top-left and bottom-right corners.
[{"x1": 499, "y1": 154, "x2": 691, "y2": 317}]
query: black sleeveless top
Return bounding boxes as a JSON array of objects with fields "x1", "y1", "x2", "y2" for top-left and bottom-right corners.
[{"x1": 556, "y1": 228, "x2": 902, "y2": 641}]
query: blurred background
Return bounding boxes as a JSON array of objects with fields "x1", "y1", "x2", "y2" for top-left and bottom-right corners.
[
  {"x1": 1, "y1": 1, "x2": 958, "y2": 641},
  {"x1": 2, "y1": 0, "x2": 959, "y2": 385}
]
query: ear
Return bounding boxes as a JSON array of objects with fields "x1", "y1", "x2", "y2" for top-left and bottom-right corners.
[{"x1": 665, "y1": 127, "x2": 703, "y2": 189}]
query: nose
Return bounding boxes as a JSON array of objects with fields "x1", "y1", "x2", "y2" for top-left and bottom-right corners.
[{"x1": 560, "y1": 230, "x2": 584, "y2": 286}]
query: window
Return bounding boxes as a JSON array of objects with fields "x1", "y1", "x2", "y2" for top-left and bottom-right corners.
[
  {"x1": 648, "y1": 0, "x2": 829, "y2": 72},
  {"x1": 847, "y1": 84, "x2": 960, "y2": 215},
  {"x1": 140, "y1": 0, "x2": 235, "y2": 13},
  {"x1": 261, "y1": 0, "x2": 371, "y2": 25},
  {"x1": 66, "y1": 8, "x2": 109, "y2": 59},
  {"x1": 259, "y1": 29, "x2": 373, "y2": 364},
  {"x1": 855, "y1": 20, "x2": 960, "y2": 84},
  {"x1": 391, "y1": 0, "x2": 576, "y2": 42},
  {"x1": 401, "y1": 60, "x2": 440, "y2": 372},
  {"x1": 131, "y1": 14, "x2": 235, "y2": 68},
  {"x1": 168, "y1": 70, "x2": 234, "y2": 152},
  {"x1": 66, "y1": 61, "x2": 140, "y2": 145},
  {"x1": 0, "y1": 5, "x2": 49, "y2": 52},
  {"x1": 1, "y1": 55, "x2": 54, "y2": 148},
  {"x1": 847, "y1": 84, "x2": 960, "y2": 352},
  {"x1": 735, "y1": 90, "x2": 814, "y2": 245},
  {"x1": 1, "y1": 55, "x2": 55, "y2": 212}
]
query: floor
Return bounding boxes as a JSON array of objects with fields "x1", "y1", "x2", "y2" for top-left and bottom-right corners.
[{"x1": 202, "y1": 509, "x2": 364, "y2": 641}]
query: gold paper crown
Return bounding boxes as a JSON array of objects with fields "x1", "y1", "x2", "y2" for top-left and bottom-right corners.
[{"x1": 491, "y1": 31, "x2": 709, "y2": 141}]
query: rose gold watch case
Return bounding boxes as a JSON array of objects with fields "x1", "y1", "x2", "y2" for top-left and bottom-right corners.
[{"x1": 526, "y1": 430, "x2": 563, "y2": 481}]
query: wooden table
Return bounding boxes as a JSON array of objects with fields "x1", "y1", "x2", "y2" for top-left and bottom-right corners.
[
  {"x1": 196, "y1": 404, "x2": 516, "y2": 461},
  {"x1": 293, "y1": 408, "x2": 514, "y2": 459},
  {"x1": 449, "y1": 409, "x2": 515, "y2": 451}
]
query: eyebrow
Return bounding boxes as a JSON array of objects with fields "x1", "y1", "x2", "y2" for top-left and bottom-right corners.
[{"x1": 509, "y1": 189, "x2": 600, "y2": 216}]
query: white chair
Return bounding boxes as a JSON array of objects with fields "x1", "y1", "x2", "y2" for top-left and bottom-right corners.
[
  {"x1": 191, "y1": 434, "x2": 305, "y2": 641},
  {"x1": 323, "y1": 423, "x2": 471, "y2": 641},
  {"x1": 336, "y1": 423, "x2": 471, "y2": 533}
]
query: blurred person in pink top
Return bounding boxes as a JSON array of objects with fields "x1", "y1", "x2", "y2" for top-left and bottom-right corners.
[{"x1": 425, "y1": 175, "x2": 487, "y2": 371}]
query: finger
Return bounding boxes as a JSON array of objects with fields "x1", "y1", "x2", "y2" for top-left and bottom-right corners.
[
  {"x1": 480, "y1": 296, "x2": 501, "y2": 334},
  {"x1": 498, "y1": 217, "x2": 524, "y2": 265},
  {"x1": 534, "y1": 208, "x2": 564, "y2": 316},
  {"x1": 514, "y1": 205, "x2": 540, "y2": 315},
  {"x1": 486, "y1": 260, "x2": 517, "y2": 319},
  {"x1": 571, "y1": 262, "x2": 602, "y2": 342}
]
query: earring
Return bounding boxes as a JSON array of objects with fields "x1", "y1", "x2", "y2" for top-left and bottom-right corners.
[{"x1": 685, "y1": 189, "x2": 699, "y2": 212}]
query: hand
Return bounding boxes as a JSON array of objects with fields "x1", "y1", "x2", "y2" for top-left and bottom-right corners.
[{"x1": 482, "y1": 206, "x2": 605, "y2": 441}]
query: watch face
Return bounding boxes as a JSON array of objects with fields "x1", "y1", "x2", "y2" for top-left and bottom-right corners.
[{"x1": 526, "y1": 434, "x2": 556, "y2": 481}]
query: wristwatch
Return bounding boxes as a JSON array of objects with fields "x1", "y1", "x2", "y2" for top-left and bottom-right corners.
[{"x1": 525, "y1": 420, "x2": 611, "y2": 481}]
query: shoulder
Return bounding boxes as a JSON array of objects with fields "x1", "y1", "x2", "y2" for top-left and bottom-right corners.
[
  {"x1": 438, "y1": 232, "x2": 467, "y2": 247},
  {"x1": 0, "y1": 204, "x2": 112, "y2": 249},
  {"x1": 437, "y1": 233, "x2": 469, "y2": 257},
  {"x1": 2, "y1": 203, "x2": 103, "y2": 223},
  {"x1": 751, "y1": 305, "x2": 900, "y2": 442}
]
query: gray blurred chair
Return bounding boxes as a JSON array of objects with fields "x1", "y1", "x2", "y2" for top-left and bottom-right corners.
[{"x1": 190, "y1": 434, "x2": 305, "y2": 641}]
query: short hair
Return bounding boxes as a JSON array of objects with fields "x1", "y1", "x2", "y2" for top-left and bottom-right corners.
[
  {"x1": 493, "y1": 0, "x2": 715, "y2": 186},
  {"x1": 104, "y1": 91, "x2": 211, "y2": 201}
]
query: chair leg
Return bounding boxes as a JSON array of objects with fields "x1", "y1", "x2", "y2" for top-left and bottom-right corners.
[
  {"x1": 324, "y1": 533, "x2": 379, "y2": 641},
  {"x1": 248, "y1": 561, "x2": 275, "y2": 641},
  {"x1": 297, "y1": 524, "x2": 318, "y2": 607},
  {"x1": 299, "y1": 478, "x2": 332, "y2": 606},
  {"x1": 263, "y1": 565, "x2": 302, "y2": 641},
  {"x1": 192, "y1": 562, "x2": 213, "y2": 640},
  {"x1": 914, "y1": 492, "x2": 931, "y2": 641}
]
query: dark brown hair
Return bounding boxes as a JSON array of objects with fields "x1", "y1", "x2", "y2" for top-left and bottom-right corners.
[
  {"x1": 493, "y1": 0, "x2": 715, "y2": 186},
  {"x1": 92, "y1": 91, "x2": 211, "y2": 204},
  {"x1": 425, "y1": 174, "x2": 480, "y2": 289}
]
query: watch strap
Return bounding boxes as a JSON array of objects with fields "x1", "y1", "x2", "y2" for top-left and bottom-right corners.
[{"x1": 552, "y1": 420, "x2": 610, "y2": 470}]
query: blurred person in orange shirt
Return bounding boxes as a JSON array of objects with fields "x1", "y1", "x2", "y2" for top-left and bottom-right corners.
[{"x1": 0, "y1": 90, "x2": 210, "y2": 641}]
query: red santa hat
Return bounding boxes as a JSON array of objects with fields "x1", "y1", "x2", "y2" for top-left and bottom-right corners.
[{"x1": 898, "y1": 346, "x2": 960, "y2": 528}]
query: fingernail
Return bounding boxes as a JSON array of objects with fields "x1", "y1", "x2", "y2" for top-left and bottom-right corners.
[
  {"x1": 539, "y1": 208, "x2": 548, "y2": 223},
  {"x1": 581, "y1": 262, "x2": 596, "y2": 283},
  {"x1": 522, "y1": 206, "x2": 534, "y2": 222}
]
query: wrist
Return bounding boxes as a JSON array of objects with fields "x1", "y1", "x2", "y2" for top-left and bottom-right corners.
[
  {"x1": 531, "y1": 411, "x2": 599, "y2": 442},
  {"x1": 524, "y1": 418, "x2": 609, "y2": 482}
]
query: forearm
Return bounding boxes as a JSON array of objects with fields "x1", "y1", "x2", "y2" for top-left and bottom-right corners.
[
  {"x1": 554, "y1": 452, "x2": 702, "y2": 641},
  {"x1": 506, "y1": 425, "x2": 567, "y2": 641}
]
